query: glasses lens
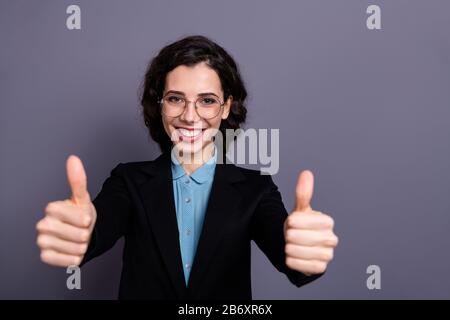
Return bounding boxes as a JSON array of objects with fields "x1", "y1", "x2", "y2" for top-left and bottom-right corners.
[
  {"x1": 196, "y1": 96, "x2": 222, "y2": 119},
  {"x1": 162, "y1": 94, "x2": 185, "y2": 117}
]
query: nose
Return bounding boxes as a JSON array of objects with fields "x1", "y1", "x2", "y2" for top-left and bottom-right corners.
[{"x1": 179, "y1": 100, "x2": 200, "y2": 122}]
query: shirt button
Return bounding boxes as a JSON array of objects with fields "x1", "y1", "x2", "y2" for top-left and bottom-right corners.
[
  {"x1": 186, "y1": 229, "x2": 191, "y2": 236},
  {"x1": 185, "y1": 179, "x2": 190, "y2": 184},
  {"x1": 185, "y1": 263, "x2": 191, "y2": 270},
  {"x1": 185, "y1": 197, "x2": 191, "y2": 203}
]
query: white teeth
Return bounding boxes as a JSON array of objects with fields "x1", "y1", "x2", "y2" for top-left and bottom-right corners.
[{"x1": 178, "y1": 128, "x2": 202, "y2": 137}]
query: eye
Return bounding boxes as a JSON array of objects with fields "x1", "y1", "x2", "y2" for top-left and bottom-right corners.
[
  {"x1": 166, "y1": 95, "x2": 184, "y2": 104},
  {"x1": 200, "y1": 97, "x2": 219, "y2": 105}
]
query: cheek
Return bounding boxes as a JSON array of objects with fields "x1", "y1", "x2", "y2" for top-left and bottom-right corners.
[
  {"x1": 161, "y1": 116, "x2": 174, "y2": 135},
  {"x1": 208, "y1": 117, "x2": 222, "y2": 129}
]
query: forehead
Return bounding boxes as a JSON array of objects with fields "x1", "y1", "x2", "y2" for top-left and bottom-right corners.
[{"x1": 164, "y1": 62, "x2": 223, "y2": 95}]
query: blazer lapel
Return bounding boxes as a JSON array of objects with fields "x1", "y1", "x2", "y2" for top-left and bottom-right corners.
[
  {"x1": 137, "y1": 152, "x2": 187, "y2": 298},
  {"x1": 186, "y1": 160, "x2": 246, "y2": 295}
]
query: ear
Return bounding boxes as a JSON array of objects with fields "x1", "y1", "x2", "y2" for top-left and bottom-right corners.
[{"x1": 221, "y1": 95, "x2": 233, "y2": 120}]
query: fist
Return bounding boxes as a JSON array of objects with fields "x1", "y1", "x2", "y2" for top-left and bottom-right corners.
[
  {"x1": 36, "y1": 155, "x2": 97, "y2": 267},
  {"x1": 284, "y1": 170, "x2": 338, "y2": 275}
]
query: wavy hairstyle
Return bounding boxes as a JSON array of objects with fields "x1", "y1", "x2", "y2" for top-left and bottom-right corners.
[{"x1": 139, "y1": 35, "x2": 248, "y2": 154}]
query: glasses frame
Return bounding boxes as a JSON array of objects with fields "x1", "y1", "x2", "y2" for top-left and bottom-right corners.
[{"x1": 158, "y1": 93, "x2": 226, "y2": 119}]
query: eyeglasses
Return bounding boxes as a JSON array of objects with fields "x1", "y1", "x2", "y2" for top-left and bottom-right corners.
[{"x1": 159, "y1": 93, "x2": 225, "y2": 119}]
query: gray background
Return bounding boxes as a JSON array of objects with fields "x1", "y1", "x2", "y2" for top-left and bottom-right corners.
[{"x1": 1, "y1": 0, "x2": 449, "y2": 299}]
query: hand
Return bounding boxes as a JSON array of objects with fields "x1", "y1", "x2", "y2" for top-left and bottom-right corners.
[
  {"x1": 284, "y1": 170, "x2": 338, "y2": 275},
  {"x1": 36, "y1": 155, "x2": 97, "y2": 267}
]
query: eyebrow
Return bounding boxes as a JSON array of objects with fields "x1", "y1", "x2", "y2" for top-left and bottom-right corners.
[{"x1": 164, "y1": 90, "x2": 220, "y2": 97}]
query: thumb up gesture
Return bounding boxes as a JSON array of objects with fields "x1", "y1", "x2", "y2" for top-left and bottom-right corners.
[
  {"x1": 36, "y1": 155, "x2": 97, "y2": 267},
  {"x1": 284, "y1": 170, "x2": 338, "y2": 275}
]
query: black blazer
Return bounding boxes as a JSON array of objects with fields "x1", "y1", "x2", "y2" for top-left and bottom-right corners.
[{"x1": 81, "y1": 151, "x2": 322, "y2": 299}]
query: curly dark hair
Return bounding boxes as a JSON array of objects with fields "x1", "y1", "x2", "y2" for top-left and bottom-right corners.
[{"x1": 139, "y1": 35, "x2": 248, "y2": 154}]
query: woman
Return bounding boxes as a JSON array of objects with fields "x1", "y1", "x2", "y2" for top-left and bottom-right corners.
[{"x1": 35, "y1": 35, "x2": 338, "y2": 299}]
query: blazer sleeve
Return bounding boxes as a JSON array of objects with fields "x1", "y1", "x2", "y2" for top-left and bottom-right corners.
[
  {"x1": 250, "y1": 174, "x2": 324, "y2": 287},
  {"x1": 80, "y1": 163, "x2": 132, "y2": 266}
]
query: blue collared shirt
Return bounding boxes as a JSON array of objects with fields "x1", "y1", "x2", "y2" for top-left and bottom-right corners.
[{"x1": 171, "y1": 147, "x2": 217, "y2": 285}]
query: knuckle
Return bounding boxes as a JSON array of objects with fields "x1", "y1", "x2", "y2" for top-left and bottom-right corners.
[
  {"x1": 45, "y1": 202, "x2": 57, "y2": 214},
  {"x1": 78, "y1": 243, "x2": 88, "y2": 255},
  {"x1": 73, "y1": 256, "x2": 82, "y2": 266},
  {"x1": 285, "y1": 243, "x2": 294, "y2": 256},
  {"x1": 328, "y1": 216, "x2": 335, "y2": 229},
  {"x1": 330, "y1": 235, "x2": 339, "y2": 246},
  {"x1": 79, "y1": 230, "x2": 90, "y2": 242},
  {"x1": 36, "y1": 235, "x2": 47, "y2": 248},
  {"x1": 286, "y1": 216, "x2": 294, "y2": 228},
  {"x1": 313, "y1": 261, "x2": 327, "y2": 274},
  {"x1": 321, "y1": 249, "x2": 333, "y2": 261},
  {"x1": 322, "y1": 215, "x2": 334, "y2": 229},
  {"x1": 325, "y1": 234, "x2": 338, "y2": 246},
  {"x1": 37, "y1": 218, "x2": 53, "y2": 232},
  {"x1": 328, "y1": 249, "x2": 335, "y2": 260},
  {"x1": 36, "y1": 219, "x2": 45, "y2": 232},
  {"x1": 285, "y1": 229, "x2": 295, "y2": 242},
  {"x1": 287, "y1": 215, "x2": 301, "y2": 228},
  {"x1": 40, "y1": 250, "x2": 50, "y2": 263},
  {"x1": 285, "y1": 257, "x2": 294, "y2": 269},
  {"x1": 81, "y1": 214, "x2": 91, "y2": 227}
]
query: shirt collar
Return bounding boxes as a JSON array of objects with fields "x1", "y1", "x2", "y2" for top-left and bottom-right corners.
[{"x1": 171, "y1": 145, "x2": 217, "y2": 184}]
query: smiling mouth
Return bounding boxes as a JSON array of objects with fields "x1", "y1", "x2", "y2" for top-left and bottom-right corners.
[{"x1": 176, "y1": 127, "x2": 207, "y2": 141}]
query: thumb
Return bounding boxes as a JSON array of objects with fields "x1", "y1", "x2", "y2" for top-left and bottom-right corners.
[
  {"x1": 295, "y1": 170, "x2": 314, "y2": 212},
  {"x1": 66, "y1": 155, "x2": 91, "y2": 206}
]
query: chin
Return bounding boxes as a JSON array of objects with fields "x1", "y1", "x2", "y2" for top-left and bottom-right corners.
[{"x1": 173, "y1": 141, "x2": 204, "y2": 156}]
